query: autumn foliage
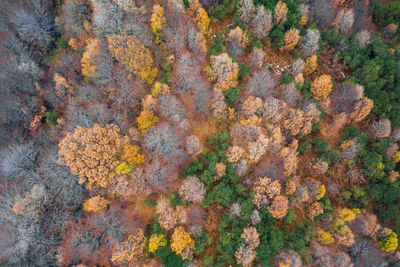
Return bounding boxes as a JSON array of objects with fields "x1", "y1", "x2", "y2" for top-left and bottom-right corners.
[
  {"x1": 111, "y1": 229, "x2": 147, "y2": 265},
  {"x1": 82, "y1": 196, "x2": 110, "y2": 212},
  {"x1": 281, "y1": 28, "x2": 300, "y2": 51},
  {"x1": 171, "y1": 226, "x2": 195, "y2": 260},
  {"x1": 311, "y1": 74, "x2": 333, "y2": 100},
  {"x1": 57, "y1": 124, "x2": 130, "y2": 189},
  {"x1": 151, "y1": 4, "x2": 166, "y2": 44},
  {"x1": 108, "y1": 33, "x2": 158, "y2": 84},
  {"x1": 81, "y1": 38, "x2": 98, "y2": 77},
  {"x1": 137, "y1": 110, "x2": 159, "y2": 133},
  {"x1": 209, "y1": 53, "x2": 239, "y2": 91},
  {"x1": 148, "y1": 234, "x2": 167, "y2": 253},
  {"x1": 2, "y1": 0, "x2": 399, "y2": 266}
]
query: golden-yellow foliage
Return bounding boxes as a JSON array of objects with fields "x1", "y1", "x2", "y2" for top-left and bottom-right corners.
[
  {"x1": 316, "y1": 230, "x2": 335, "y2": 245},
  {"x1": 316, "y1": 184, "x2": 326, "y2": 200},
  {"x1": 304, "y1": 55, "x2": 318, "y2": 74},
  {"x1": 111, "y1": 229, "x2": 147, "y2": 265},
  {"x1": 379, "y1": 229, "x2": 398, "y2": 252},
  {"x1": 393, "y1": 151, "x2": 400, "y2": 163},
  {"x1": 116, "y1": 162, "x2": 133, "y2": 175},
  {"x1": 82, "y1": 196, "x2": 110, "y2": 212},
  {"x1": 57, "y1": 124, "x2": 130, "y2": 189},
  {"x1": 299, "y1": 15, "x2": 307, "y2": 26},
  {"x1": 148, "y1": 234, "x2": 167, "y2": 253},
  {"x1": 311, "y1": 74, "x2": 333, "y2": 100},
  {"x1": 195, "y1": 8, "x2": 210, "y2": 36},
  {"x1": 171, "y1": 226, "x2": 195, "y2": 260},
  {"x1": 81, "y1": 38, "x2": 98, "y2": 77},
  {"x1": 151, "y1": 4, "x2": 166, "y2": 44},
  {"x1": 121, "y1": 144, "x2": 145, "y2": 166},
  {"x1": 108, "y1": 33, "x2": 158, "y2": 84},
  {"x1": 137, "y1": 110, "x2": 158, "y2": 133},
  {"x1": 337, "y1": 208, "x2": 356, "y2": 223},
  {"x1": 151, "y1": 82, "x2": 169, "y2": 97}
]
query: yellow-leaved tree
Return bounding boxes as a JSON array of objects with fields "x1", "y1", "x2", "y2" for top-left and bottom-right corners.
[
  {"x1": 151, "y1": 4, "x2": 166, "y2": 45},
  {"x1": 379, "y1": 228, "x2": 398, "y2": 252},
  {"x1": 137, "y1": 110, "x2": 159, "y2": 133},
  {"x1": 190, "y1": 0, "x2": 210, "y2": 36},
  {"x1": 304, "y1": 55, "x2": 318, "y2": 74},
  {"x1": 108, "y1": 33, "x2": 158, "y2": 84},
  {"x1": 148, "y1": 234, "x2": 167, "y2": 253},
  {"x1": 121, "y1": 144, "x2": 145, "y2": 166},
  {"x1": 116, "y1": 144, "x2": 145, "y2": 175},
  {"x1": 195, "y1": 7, "x2": 210, "y2": 36},
  {"x1": 316, "y1": 230, "x2": 335, "y2": 245},
  {"x1": 81, "y1": 38, "x2": 99, "y2": 77},
  {"x1": 171, "y1": 226, "x2": 195, "y2": 260}
]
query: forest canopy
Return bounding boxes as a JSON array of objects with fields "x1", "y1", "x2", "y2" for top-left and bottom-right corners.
[{"x1": 1, "y1": 0, "x2": 400, "y2": 266}]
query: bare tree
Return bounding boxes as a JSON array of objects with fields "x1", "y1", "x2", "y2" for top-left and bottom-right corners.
[
  {"x1": 348, "y1": 237, "x2": 387, "y2": 267},
  {"x1": 300, "y1": 29, "x2": 320, "y2": 57},
  {"x1": 159, "y1": 94, "x2": 187, "y2": 126},
  {"x1": 249, "y1": 48, "x2": 264, "y2": 70},
  {"x1": 179, "y1": 176, "x2": 206, "y2": 203},
  {"x1": 0, "y1": 143, "x2": 38, "y2": 183},
  {"x1": 355, "y1": 30, "x2": 371, "y2": 48},
  {"x1": 369, "y1": 119, "x2": 391, "y2": 140},
  {"x1": 145, "y1": 123, "x2": 185, "y2": 161},
  {"x1": 251, "y1": 5, "x2": 273, "y2": 40},
  {"x1": 10, "y1": 0, "x2": 56, "y2": 57},
  {"x1": 247, "y1": 69, "x2": 276, "y2": 99},
  {"x1": 309, "y1": 0, "x2": 336, "y2": 28},
  {"x1": 238, "y1": 0, "x2": 255, "y2": 24},
  {"x1": 61, "y1": 0, "x2": 92, "y2": 40}
]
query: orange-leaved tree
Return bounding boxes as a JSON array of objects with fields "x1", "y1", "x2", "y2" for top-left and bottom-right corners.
[
  {"x1": 275, "y1": 0, "x2": 288, "y2": 24},
  {"x1": 281, "y1": 28, "x2": 300, "y2": 51},
  {"x1": 57, "y1": 123, "x2": 130, "y2": 189},
  {"x1": 111, "y1": 229, "x2": 147, "y2": 265},
  {"x1": 82, "y1": 195, "x2": 110, "y2": 212},
  {"x1": 311, "y1": 74, "x2": 333, "y2": 100}
]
